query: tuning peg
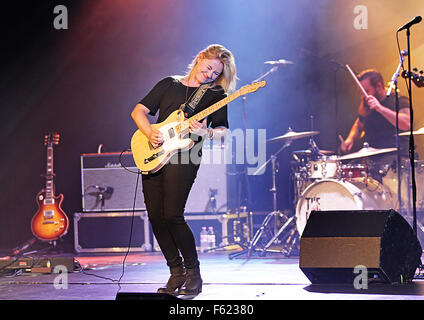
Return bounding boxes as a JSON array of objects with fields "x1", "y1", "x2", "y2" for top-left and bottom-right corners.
[
  {"x1": 413, "y1": 67, "x2": 418, "y2": 72},
  {"x1": 420, "y1": 70, "x2": 423, "y2": 75}
]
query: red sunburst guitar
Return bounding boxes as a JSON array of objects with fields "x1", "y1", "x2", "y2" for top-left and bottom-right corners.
[{"x1": 31, "y1": 132, "x2": 69, "y2": 241}]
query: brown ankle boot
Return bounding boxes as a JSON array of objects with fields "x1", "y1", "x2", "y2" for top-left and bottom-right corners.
[
  {"x1": 157, "y1": 265, "x2": 186, "y2": 295},
  {"x1": 178, "y1": 267, "x2": 202, "y2": 295}
]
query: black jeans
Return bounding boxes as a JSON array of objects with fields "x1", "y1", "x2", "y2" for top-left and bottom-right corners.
[{"x1": 142, "y1": 154, "x2": 200, "y2": 269}]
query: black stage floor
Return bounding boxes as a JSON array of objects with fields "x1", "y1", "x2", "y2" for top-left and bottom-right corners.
[{"x1": 1, "y1": 250, "x2": 424, "y2": 302}]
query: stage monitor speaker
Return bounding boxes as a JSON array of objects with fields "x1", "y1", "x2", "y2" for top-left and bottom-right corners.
[
  {"x1": 299, "y1": 209, "x2": 422, "y2": 284},
  {"x1": 81, "y1": 152, "x2": 145, "y2": 212}
]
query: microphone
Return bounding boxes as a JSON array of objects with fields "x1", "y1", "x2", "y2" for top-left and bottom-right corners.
[
  {"x1": 292, "y1": 153, "x2": 300, "y2": 162},
  {"x1": 264, "y1": 59, "x2": 294, "y2": 65},
  {"x1": 309, "y1": 139, "x2": 322, "y2": 159},
  {"x1": 397, "y1": 16, "x2": 422, "y2": 32},
  {"x1": 386, "y1": 50, "x2": 409, "y2": 96}
]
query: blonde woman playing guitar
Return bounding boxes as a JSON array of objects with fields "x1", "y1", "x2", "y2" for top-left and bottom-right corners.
[{"x1": 131, "y1": 44, "x2": 264, "y2": 297}]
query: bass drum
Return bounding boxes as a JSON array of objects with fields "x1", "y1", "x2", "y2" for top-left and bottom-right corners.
[{"x1": 295, "y1": 178, "x2": 394, "y2": 236}]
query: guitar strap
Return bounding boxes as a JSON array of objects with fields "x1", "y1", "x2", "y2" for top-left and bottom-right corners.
[{"x1": 179, "y1": 83, "x2": 210, "y2": 118}]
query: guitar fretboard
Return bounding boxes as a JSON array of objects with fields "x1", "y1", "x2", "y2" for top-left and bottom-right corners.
[
  {"x1": 189, "y1": 90, "x2": 241, "y2": 123},
  {"x1": 45, "y1": 146, "x2": 54, "y2": 204},
  {"x1": 172, "y1": 81, "x2": 265, "y2": 134},
  {"x1": 175, "y1": 90, "x2": 241, "y2": 134}
]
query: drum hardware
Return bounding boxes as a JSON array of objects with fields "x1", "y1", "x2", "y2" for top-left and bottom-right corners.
[
  {"x1": 383, "y1": 159, "x2": 424, "y2": 215},
  {"x1": 229, "y1": 139, "x2": 292, "y2": 258},
  {"x1": 308, "y1": 156, "x2": 341, "y2": 180},
  {"x1": 230, "y1": 128, "x2": 319, "y2": 259},
  {"x1": 298, "y1": 137, "x2": 340, "y2": 180},
  {"x1": 308, "y1": 136, "x2": 323, "y2": 159},
  {"x1": 340, "y1": 164, "x2": 368, "y2": 181},
  {"x1": 206, "y1": 206, "x2": 253, "y2": 252},
  {"x1": 291, "y1": 152, "x2": 312, "y2": 212}
]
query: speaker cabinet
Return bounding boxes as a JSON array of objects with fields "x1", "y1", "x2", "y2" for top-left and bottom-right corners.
[
  {"x1": 299, "y1": 210, "x2": 422, "y2": 284},
  {"x1": 73, "y1": 211, "x2": 151, "y2": 253},
  {"x1": 81, "y1": 152, "x2": 145, "y2": 212}
]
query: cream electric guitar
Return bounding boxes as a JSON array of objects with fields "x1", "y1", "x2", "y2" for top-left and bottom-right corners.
[{"x1": 131, "y1": 81, "x2": 266, "y2": 174}]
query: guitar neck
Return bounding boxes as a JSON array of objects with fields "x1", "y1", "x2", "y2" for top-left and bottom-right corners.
[
  {"x1": 45, "y1": 146, "x2": 55, "y2": 203},
  {"x1": 188, "y1": 89, "x2": 241, "y2": 123}
]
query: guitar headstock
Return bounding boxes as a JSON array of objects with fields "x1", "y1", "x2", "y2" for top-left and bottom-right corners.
[
  {"x1": 401, "y1": 69, "x2": 424, "y2": 88},
  {"x1": 239, "y1": 81, "x2": 267, "y2": 95},
  {"x1": 44, "y1": 132, "x2": 60, "y2": 147}
]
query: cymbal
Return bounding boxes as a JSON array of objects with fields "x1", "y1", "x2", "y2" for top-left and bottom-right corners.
[
  {"x1": 293, "y1": 149, "x2": 335, "y2": 156},
  {"x1": 319, "y1": 149, "x2": 335, "y2": 155},
  {"x1": 398, "y1": 127, "x2": 424, "y2": 136},
  {"x1": 339, "y1": 145, "x2": 397, "y2": 161},
  {"x1": 267, "y1": 130, "x2": 319, "y2": 143}
]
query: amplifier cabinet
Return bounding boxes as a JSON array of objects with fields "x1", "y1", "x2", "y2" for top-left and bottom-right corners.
[
  {"x1": 73, "y1": 211, "x2": 151, "y2": 253},
  {"x1": 81, "y1": 152, "x2": 146, "y2": 212}
]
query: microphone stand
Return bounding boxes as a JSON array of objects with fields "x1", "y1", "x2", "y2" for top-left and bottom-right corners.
[
  {"x1": 299, "y1": 48, "x2": 346, "y2": 152},
  {"x1": 386, "y1": 52, "x2": 406, "y2": 215},
  {"x1": 400, "y1": 27, "x2": 417, "y2": 236},
  {"x1": 242, "y1": 66, "x2": 279, "y2": 210},
  {"x1": 252, "y1": 66, "x2": 279, "y2": 83},
  {"x1": 228, "y1": 66, "x2": 279, "y2": 259}
]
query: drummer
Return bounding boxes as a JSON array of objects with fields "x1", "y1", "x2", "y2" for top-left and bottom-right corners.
[{"x1": 339, "y1": 69, "x2": 410, "y2": 155}]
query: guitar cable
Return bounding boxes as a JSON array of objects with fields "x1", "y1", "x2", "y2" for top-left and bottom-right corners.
[
  {"x1": 76, "y1": 149, "x2": 141, "y2": 291},
  {"x1": 116, "y1": 148, "x2": 141, "y2": 293}
]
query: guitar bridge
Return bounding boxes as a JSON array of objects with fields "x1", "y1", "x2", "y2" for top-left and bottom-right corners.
[
  {"x1": 148, "y1": 141, "x2": 164, "y2": 150},
  {"x1": 144, "y1": 150, "x2": 165, "y2": 164},
  {"x1": 43, "y1": 210, "x2": 54, "y2": 219}
]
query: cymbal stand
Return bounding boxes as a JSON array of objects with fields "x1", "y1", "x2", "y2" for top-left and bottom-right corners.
[{"x1": 229, "y1": 139, "x2": 292, "y2": 259}]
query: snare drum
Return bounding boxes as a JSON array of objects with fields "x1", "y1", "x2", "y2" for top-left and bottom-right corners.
[
  {"x1": 295, "y1": 178, "x2": 393, "y2": 236},
  {"x1": 340, "y1": 164, "x2": 367, "y2": 180},
  {"x1": 308, "y1": 156, "x2": 340, "y2": 179}
]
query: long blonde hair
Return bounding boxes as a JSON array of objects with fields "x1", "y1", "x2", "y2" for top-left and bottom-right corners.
[{"x1": 185, "y1": 44, "x2": 237, "y2": 93}]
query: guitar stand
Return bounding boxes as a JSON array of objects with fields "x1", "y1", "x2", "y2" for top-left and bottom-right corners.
[
  {"x1": 16, "y1": 238, "x2": 67, "y2": 257},
  {"x1": 9, "y1": 237, "x2": 38, "y2": 257},
  {"x1": 5, "y1": 237, "x2": 63, "y2": 261}
]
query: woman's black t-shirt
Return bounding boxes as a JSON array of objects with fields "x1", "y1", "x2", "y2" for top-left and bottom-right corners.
[{"x1": 139, "y1": 76, "x2": 229, "y2": 129}]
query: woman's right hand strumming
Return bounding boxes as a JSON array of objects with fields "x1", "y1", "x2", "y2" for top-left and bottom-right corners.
[
  {"x1": 147, "y1": 128, "x2": 164, "y2": 147},
  {"x1": 131, "y1": 103, "x2": 163, "y2": 147}
]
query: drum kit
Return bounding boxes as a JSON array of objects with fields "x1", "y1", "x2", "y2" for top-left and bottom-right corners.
[
  {"x1": 235, "y1": 126, "x2": 424, "y2": 258},
  {"x1": 227, "y1": 57, "x2": 424, "y2": 258}
]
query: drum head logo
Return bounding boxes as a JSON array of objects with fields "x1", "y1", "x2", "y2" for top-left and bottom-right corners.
[{"x1": 305, "y1": 196, "x2": 321, "y2": 219}]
